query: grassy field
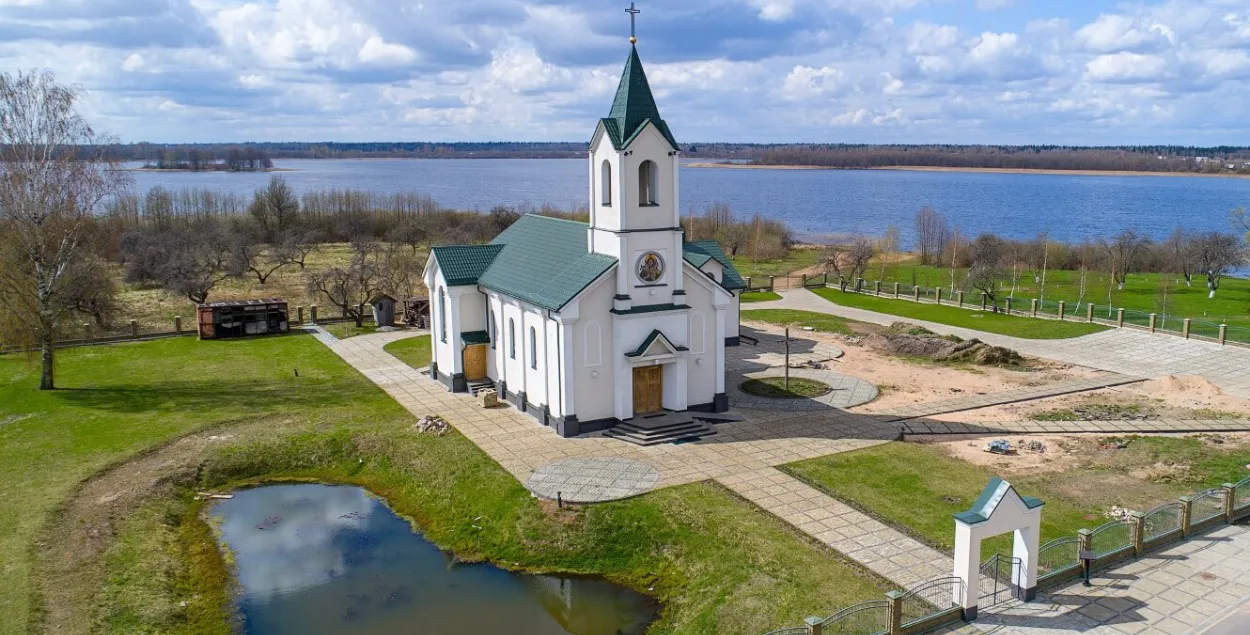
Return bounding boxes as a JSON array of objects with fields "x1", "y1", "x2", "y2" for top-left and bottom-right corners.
[
  {"x1": 2, "y1": 335, "x2": 890, "y2": 635},
  {"x1": 741, "y1": 309, "x2": 856, "y2": 335},
  {"x1": 811, "y1": 288, "x2": 1107, "y2": 339},
  {"x1": 728, "y1": 247, "x2": 823, "y2": 281},
  {"x1": 784, "y1": 440, "x2": 1250, "y2": 557},
  {"x1": 740, "y1": 290, "x2": 782, "y2": 303},
  {"x1": 384, "y1": 335, "x2": 433, "y2": 368},
  {"x1": 879, "y1": 262, "x2": 1250, "y2": 328}
]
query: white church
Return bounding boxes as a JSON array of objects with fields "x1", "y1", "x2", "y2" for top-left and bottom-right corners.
[{"x1": 423, "y1": 38, "x2": 746, "y2": 442}]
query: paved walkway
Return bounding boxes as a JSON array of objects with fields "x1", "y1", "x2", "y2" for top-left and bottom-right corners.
[
  {"x1": 936, "y1": 524, "x2": 1250, "y2": 635},
  {"x1": 751, "y1": 289, "x2": 1250, "y2": 399},
  {"x1": 879, "y1": 374, "x2": 1144, "y2": 421},
  {"x1": 716, "y1": 467, "x2": 952, "y2": 589},
  {"x1": 902, "y1": 418, "x2": 1250, "y2": 436}
]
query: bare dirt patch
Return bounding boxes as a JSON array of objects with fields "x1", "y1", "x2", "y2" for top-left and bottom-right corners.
[{"x1": 914, "y1": 434, "x2": 1087, "y2": 475}]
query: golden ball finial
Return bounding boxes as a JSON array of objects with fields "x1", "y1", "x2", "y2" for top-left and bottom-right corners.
[{"x1": 630, "y1": 36, "x2": 637, "y2": 44}]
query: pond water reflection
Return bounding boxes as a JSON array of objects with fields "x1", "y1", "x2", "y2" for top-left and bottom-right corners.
[{"x1": 210, "y1": 484, "x2": 658, "y2": 635}]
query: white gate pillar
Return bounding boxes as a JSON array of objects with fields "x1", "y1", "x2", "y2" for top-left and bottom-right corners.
[{"x1": 952, "y1": 477, "x2": 1045, "y2": 621}]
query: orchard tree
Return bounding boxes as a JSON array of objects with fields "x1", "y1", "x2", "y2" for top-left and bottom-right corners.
[{"x1": 0, "y1": 71, "x2": 128, "y2": 389}]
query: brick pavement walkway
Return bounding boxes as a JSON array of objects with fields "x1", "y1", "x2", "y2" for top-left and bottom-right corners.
[
  {"x1": 716, "y1": 467, "x2": 953, "y2": 589},
  {"x1": 879, "y1": 374, "x2": 1144, "y2": 421},
  {"x1": 750, "y1": 289, "x2": 1250, "y2": 400},
  {"x1": 935, "y1": 525, "x2": 1250, "y2": 635}
]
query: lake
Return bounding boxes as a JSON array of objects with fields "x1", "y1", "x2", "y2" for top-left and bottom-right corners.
[
  {"x1": 208, "y1": 484, "x2": 658, "y2": 635},
  {"x1": 129, "y1": 159, "x2": 1250, "y2": 244}
]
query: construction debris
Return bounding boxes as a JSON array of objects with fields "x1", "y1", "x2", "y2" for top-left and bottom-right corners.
[
  {"x1": 861, "y1": 323, "x2": 1024, "y2": 366},
  {"x1": 415, "y1": 415, "x2": 450, "y2": 436},
  {"x1": 194, "y1": 492, "x2": 234, "y2": 501},
  {"x1": 986, "y1": 439, "x2": 1013, "y2": 455}
]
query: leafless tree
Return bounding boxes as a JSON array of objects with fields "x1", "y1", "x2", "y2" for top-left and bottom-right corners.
[
  {"x1": 965, "y1": 234, "x2": 1004, "y2": 306},
  {"x1": 276, "y1": 228, "x2": 319, "y2": 270},
  {"x1": 249, "y1": 176, "x2": 299, "y2": 241},
  {"x1": 876, "y1": 224, "x2": 900, "y2": 280},
  {"x1": 0, "y1": 70, "x2": 128, "y2": 389},
  {"x1": 914, "y1": 206, "x2": 949, "y2": 266},
  {"x1": 1163, "y1": 227, "x2": 1196, "y2": 287},
  {"x1": 121, "y1": 221, "x2": 233, "y2": 303},
  {"x1": 229, "y1": 226, "x2": 287, "y2": 284},
  {"x1": 305, "y1": 240, "x2": 387, "y2": 327},
  {"x1": 1192, "y1": 232, "x2": 1244, "y2": 298},
  {"x1": 821, "y1": 238, "x2": 874, "y2": 286},
  {"x1": 388, "y1": 216, "x2": 429, "y2": 254},
  {"x1": 1108, "y1": 229, "x2": 1148, "y2": 290}
]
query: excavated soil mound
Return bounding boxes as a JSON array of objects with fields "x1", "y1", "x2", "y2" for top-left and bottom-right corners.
[
  {"x1": 1141, "y1": 375, "x2": 1225, "y2": 398},
  {"x1": 863, "y1": 322, "x2": 1023, "y2": 366}
]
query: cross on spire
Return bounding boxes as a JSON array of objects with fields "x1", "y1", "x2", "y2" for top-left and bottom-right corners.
[{"x1": 626, "y1": 2, "x2": 641, "y2": 44}]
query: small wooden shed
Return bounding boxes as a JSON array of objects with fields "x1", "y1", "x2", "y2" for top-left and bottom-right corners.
[
  {"x1": 197, "y1": 299, "x2": 289, "y2": 340},
  {"x1": 371, "y1": 294, "x2": 398, "y2": 328},
  {"x1": 402, "y1": 297, "x2": 430, "y2": 328}
]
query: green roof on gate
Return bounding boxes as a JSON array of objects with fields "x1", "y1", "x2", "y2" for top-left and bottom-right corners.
[
  {"x1": 954, "y1": 477, "x2": 1044, "y2": 525},
  {"x1": 599, "y1": 46, "x2": 679, "y2": 151},
  {"x1": 468, "y1": 215, "x2": 616, "y2": 311},
  {"x1": 429, "y1": 244, "x2": 505, "y2": 287},
  {"x1": 683, "y1": 240, "x2": 748, "y2": 291}
]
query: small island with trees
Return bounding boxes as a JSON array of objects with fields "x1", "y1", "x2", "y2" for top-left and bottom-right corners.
[{"x1": 135, "y1": 145, "x2": 276, "y2": 172}]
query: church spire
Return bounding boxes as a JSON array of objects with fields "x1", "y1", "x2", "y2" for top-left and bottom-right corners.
[{"x1": 603, "y1": 44, "x2": 679, "y2": 150}]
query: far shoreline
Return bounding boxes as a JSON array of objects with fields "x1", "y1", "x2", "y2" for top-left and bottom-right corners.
[
  {"x1": 683, "y1": 162, "x2": 1250, "y2": 179},
  {"x1": 125, "y1": 167, "x2": 299, "y2": 173}
]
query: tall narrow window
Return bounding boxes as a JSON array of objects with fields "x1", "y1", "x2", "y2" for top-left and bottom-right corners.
[
  {"x1": 638, "y1": 160, "x2": 658, "y2": 205},
  {"x1": 438, "y1": 288, "x2": 447, "y2": 342},
  {"x1": 600, "y1": 160, "x2": 612, "y2": 206},
  {"x1": 530, "y1": 327, "x2": 538, "y2": 370},
  {"x1": 488, "y1": 311, "x2": 496, "y2": 349},
  {"x1": 509, "y1": 319, "x2": 516, "y2": 359}
]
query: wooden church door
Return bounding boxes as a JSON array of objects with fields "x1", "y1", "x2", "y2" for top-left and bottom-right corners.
[{"x1": 632, "y1": 365, "x2": 663, "y2": 414}]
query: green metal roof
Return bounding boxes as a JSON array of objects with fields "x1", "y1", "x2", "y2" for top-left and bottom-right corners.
[
  {"x1": 625, "y1": 329, "x2": 687, "y2": 357},
  {"x1": 460, "y1": 331, "x2": 490, "y2": 345},
  {"x1": 683, "y1": 241, "x2": 747, "y2": 290},
  {"x1": 954, "y1": 477, "x2": 1044, "y2": 525},
  {"x1": 430, "y1": 244, "x2": 505, "y2": 286},
  {"x1": 475, "y1": 215, "x2": 617, "y2": 311},
  {"x1": 599, "y1": 46, "x2": 679, "y2": 151}
]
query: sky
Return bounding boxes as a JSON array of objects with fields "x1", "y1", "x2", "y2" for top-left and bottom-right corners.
[{"x1": 2, "y1": 0, "x2": 1249, "y2": 145}]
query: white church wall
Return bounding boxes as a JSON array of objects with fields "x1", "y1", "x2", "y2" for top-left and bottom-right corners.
[
  {"x1": 498, "y1": 299, "x2": 527, "y2": 399},
  {"x1": 571, "y1": 277, "x2": 617, "y2": 423},
  {"x1": 588, "y1": 133, "x2": 622, "y2": 233},
  {"x1": 626, "y1": 230, "x2": 680, "y2": 302},
  {"x1": 485, "y1": 294, "x2": 501, "y2": 380},
  {"x1": 620, "y1": 125, "x2": 677, "y2": 232},
  {"x1": 681, "y1": 271, "x2": 718, "y2": 407},
  {"x1": 613, "y1": 309, "x2": 691, "y2": 417},
  {"x1": 458, "y1": 290, "x2": 486, "y2": 334},
  {"x1": 521, "y1": 308, "x2": 549, "y2": 412},
  {"x1": 729, "y1": 291, "x2": 741, "y2": 338},
  {"x1": 426, "y1": 266, "x2": 459, "y2": 378}
]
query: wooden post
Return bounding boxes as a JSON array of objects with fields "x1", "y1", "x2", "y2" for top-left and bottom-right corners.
[
  {"x1": 913, "y1": 286, "x2": 920, "y2": 302},
  {"x1": 768, "y1": 275, "x2": 776, "y2": 291},
  {"x1": 1130, "y1": 511, "x2": 1146, "y2": 557},
  {"x1": 1149, "y1": 313, "x2": 1157, "y2": 333},
  {"x1": 1220, "y1": 324, "x2": 1227, "y2": 345},
  {"x1": 130, "y1": 320, "x2": 138, "y2": 337},
  {"x1": 784, "y1": 327, "x2": 790, "y2": 391},
  {"x1": 957, "y1": 290, "x2": 964, "y2": 307},
  {"x1": 1117, "y1": 308, "x2": 1124, "y2": 327},
  {"x1": 1058, "y1": 301, "x2": 1066, "y2": 321},
  {"x1": 935, "y1": 287, "x2": 943, "y2": 305},
  {"x1": 1223, "y1": 484, "x2": 1237, "y2": 524},
  {"x1": 174, "y1": 316, "x2": 182, "y2": 334},
  {"x1": 1179, "y1": 496, "x2": 1194, "y2": 538},
  {"x1": 1030, "y1": 298, "x2": 1038, "y2": 317},
  {"x1": 1086, "y1": 303, "x2": 1094, "y2": 323},
  {"x1": 893, "y1": 282, "x2": 900, "y2": 298},
  {"x1": 1183, "y1": 318, "x2": 1191, "y2": 339},
  {"x1": 886, "y1": 591, "x2": 904, "y2": 635}
]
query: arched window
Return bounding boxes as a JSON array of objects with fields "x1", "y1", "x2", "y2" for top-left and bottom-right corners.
[
  {"x1": 529, "y1": 326, "x2": 538, "y2": 370},
  {"x1": 638, "y1": 160, "x2": 658, "y2": 206},
  {"x1": 509, "y1": 318, "x2": 516, "y2": 359},
  {"x1": 600, "y1": 160, "x2": 612, "y2": 206},
  {"x1": 438, "y1": 287, "x2": 447, "y2": 342}
]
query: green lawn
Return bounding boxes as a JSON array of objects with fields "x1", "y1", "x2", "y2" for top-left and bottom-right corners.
[
  {"x1": 741, "y1": 377, "x2": 831, "y2": 398},
  {"x1": 811, "y1": 288, "x2": 1107, "y2": 339},
  {"x1": 741, "y1": 309, "x2": 855, "y2": 335},
  {"x1": 2, "y1": 334, "x2": 891, "y2": 635},
  {"x1": 784, "y1": 440, "x2": 1250, "y2": 558},
  {"x1": 323, "y1": 321, "x2": 378, "y2": 339},
  {"x1": 383, "y1": 335, "x2": 433, "y2": 368},
  {"x1": 879, "y1": 262, "x2": 1250, "y2": 329},
  {"x1": 741, "y1": 290, "x2": 782, "y2": 303}
]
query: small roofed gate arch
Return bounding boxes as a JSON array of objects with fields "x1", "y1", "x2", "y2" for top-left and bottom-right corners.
[{"x1": 638, "y1": 160, "x2": 658, "y2": 206}]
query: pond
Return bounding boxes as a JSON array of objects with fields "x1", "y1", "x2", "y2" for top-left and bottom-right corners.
[{"x1": 209, "y1": 484, "x2": 659, "y2": 635}]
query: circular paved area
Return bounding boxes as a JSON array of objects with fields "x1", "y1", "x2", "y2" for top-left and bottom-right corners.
[
  {"x1": 728, "y1": 367, "x2": 879, "y2": 411},
  {"x1": 525, "y1": 457, "x2": 661, "y2": 503}
]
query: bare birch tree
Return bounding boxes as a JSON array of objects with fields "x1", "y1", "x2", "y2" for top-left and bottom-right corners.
[{"x1": 0, "y1": 71, "x2": 127, "y2": 389}]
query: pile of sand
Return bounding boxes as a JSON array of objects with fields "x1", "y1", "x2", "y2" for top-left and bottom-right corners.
[{"x1": 1141, "y1": 375, "x2": 1225, "y2": 398}]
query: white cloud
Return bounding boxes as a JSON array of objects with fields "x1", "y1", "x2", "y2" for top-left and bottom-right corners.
[
  {"x1": 907, "y1": 22, "x2": 960, "y2": 54},
  {"x1": 748, "y1": 0, "x2": 795, "y2": 21},
  {"x1": 1085, "y1": 52, "x2": 1170, "y2": 82},
  {"x1": 1074, "y1": 14, "x2": 1171, "y2": 53},
  {"x1": 782, "y1": 64, "x2": 845, "y2": 100},
  {"x1": 358, "y1": 35, "x2": 417, "y2": 65},
  {"x1": 975, "y1": 0, "x2": 1015, "y2": 10}
]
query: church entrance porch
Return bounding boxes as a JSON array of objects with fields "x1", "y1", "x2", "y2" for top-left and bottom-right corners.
[{"x1": 632, "y1": 365, "x2": 664, "y2": 414}]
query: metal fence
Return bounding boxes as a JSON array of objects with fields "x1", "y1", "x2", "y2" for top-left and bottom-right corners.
[
  {"x1": 899, "y1": 577, "x2": 963, "y2": 628},
  {"x1": 1192, "y1": 489, "x2": 1227, "y2": 525},
  {"x1": 820, "y1": 600, "x2": 888, "y2": 635},
  {"x1": 1142, "y1": 502, "x2": 1184, "y2": 543},
  {"x1": 1089, "y1": 521, "x2": 1133, "y2": 559},
  {"x1": 1236, "y1": 476, "x2": 1250, "y2": 510},
  {"x1": 1037, "y1": 537, "x2": 1080, "y2": 581}
]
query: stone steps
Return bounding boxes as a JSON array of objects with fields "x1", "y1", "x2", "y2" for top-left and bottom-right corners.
[{"x1": 603, "y1": 411, "x2": 716, "y2": 446}]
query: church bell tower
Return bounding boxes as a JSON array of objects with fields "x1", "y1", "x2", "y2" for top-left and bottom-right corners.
[{"x1": 588, "y1": 11, "x2": 684, "y2": 312}]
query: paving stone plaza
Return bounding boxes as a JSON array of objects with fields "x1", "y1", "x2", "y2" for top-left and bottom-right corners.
[{"x1": 312, "y1": 288, "x2": 1250, "y2": 634}]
